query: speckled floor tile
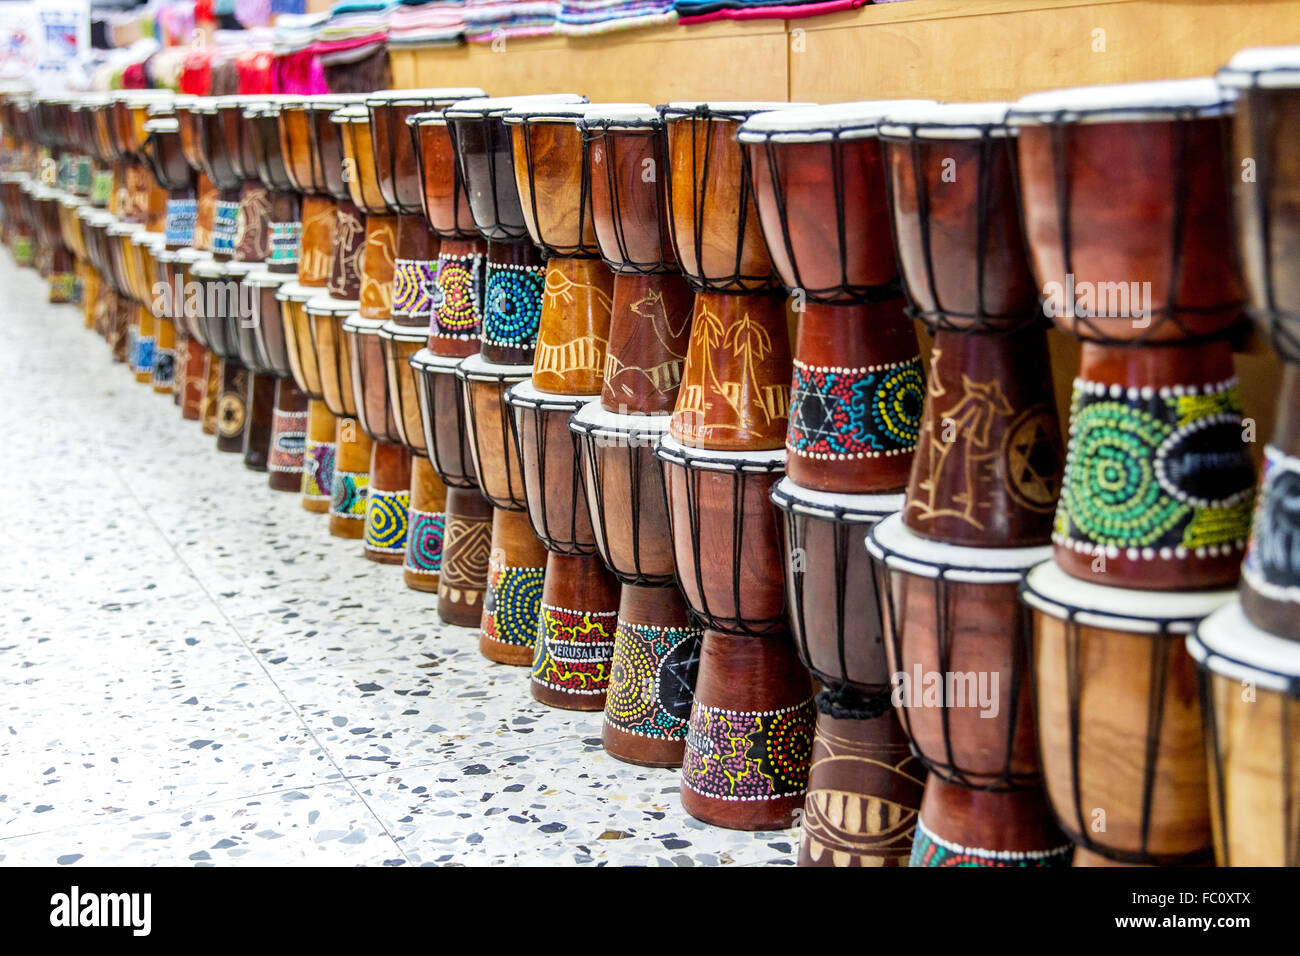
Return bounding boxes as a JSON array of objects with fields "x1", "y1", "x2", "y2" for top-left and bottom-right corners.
[
  {"x1": 0, "y1": 783, "x2": 403, "y2": 866},
  {"x1": 350, "y1": 738, "x2": 799, "y2": 866},
  {"x1": 0, "y1": 255, "x2": 796, "y2": 866}
]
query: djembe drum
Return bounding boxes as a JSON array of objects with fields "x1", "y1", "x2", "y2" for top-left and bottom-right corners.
[
  {"x1": 1009, "y1": 80, "x2": 1253, "y2": 865},
  {"x1": 738, "y1": 101, "x2": 933, "y2": 864},
  {"x1": 441, "y1": 94, "x2": 586, "y2": 644},
  {"x1": 334, "y1": 103, "x2": 413, "y2": 562},
  {"x1": 309, "y1": 292, "x2": 372, "y2": 537},
  {"x1": 141, "y1": 110, "x2": 195, "y2": 401},
  {"x1": 404, "y1": 104, "x2": 493, "y2": 603},
  {"x1": 1020, "y1": 562, "x2": 1231, "y2": 866},
  {"x1": 502, "y1": 100, "x2": 629, "y2": 709},
  {"x1": 306, "y1": 96, "x2": 372, "y2": 536},
  {"x1": 1189, "y1": 601, "x2": 1300, "y2": 866},
  {"x1": 277, "y1": 96, "x2": 344, "y2": 510},
  {"x1": 173, "y1": 95, "x2": 219, "y2": 423},
  {"x1": 869, "y1": 101, "x2": 1070, "y2": 865},
  {"x1": 656, "y1": 101, "x2": 813, "y2": 829},
  {"x1": 458, "y1": 354, "x2": 533, "y2": 635},
  {"x1": 192, "y1": 257, "x2": 259, "y2": 453},
  {"x1": 240, "y1": 98, "x2": 309, "y2": 487},
  {"x1": 278, "y1": 280, "x2": 334, "y2": 511},
  {"x1": 1220, "y1": 48, "x2": 1300, "y2": 641},
  {"x1": 567, "y1": 104, "x2": 701, "y2": 765},
  {"x1": 104, "y1": 217, "x2": 142, "y2": 362},
  {"x1": 347, "y1": 90, "x2": 485, "y2": 568}
]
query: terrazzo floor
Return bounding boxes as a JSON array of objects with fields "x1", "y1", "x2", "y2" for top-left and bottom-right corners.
[{"x1": 0, "y1": 255, "x2": 797, "y2": 867}]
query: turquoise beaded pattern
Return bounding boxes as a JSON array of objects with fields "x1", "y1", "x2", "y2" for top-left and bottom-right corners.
[
  {"x1": 1054, "y1": 375, "x2": 1255, "y2": 563},
  {"x1": 482, "y1": 261, "x2": 545, "y2": 349}
]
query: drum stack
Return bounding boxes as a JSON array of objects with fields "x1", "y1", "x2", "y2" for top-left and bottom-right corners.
[
  {"x1": 240, "y1": 98, "x2": 307, "y2": 486},
  {"x1": 301, "y1": 94, "x2": 373, "y2": 539},
  {"x1": 406, "y1": 102, "x2": 495, "y2": 612},
  {"x1": 275, "y1": 96, "x2": 342, "y2": 512},
  {"x1": 140, "y1": 106, "x2": 194, "y2": 406},
  {"x1": 175, "y1": 94, "x2": 224, "y2": 435},
  {"x1": 1010, "y1": 79, "x2": 1252, "y2": 866},
  {"x1": 1188, "y1": 45, "x2": 1300, "y2": 867},
  {"x1": 737, "y1": 102, "x2": 931, "y2": 865},
  {"x1": 368, "y1": 89, "x2": 484, "y2": 589},
  {"x1": 339, "y1": 91, "x2": 483, "y2": 565},
  {"x1": 503, "y1": 99, "x2": 629, "y2": 709},
  {"x1": 334, "y1": 102, "x2": 411, "y2": 557},
  {"x1": 656, "y1": 101, "x2": 814, "y2": 830},
  {"x1": 868, "y1": 101, "x2": 1071, "y2": 866},
  {"x1": 192, "y1": 96, "x2": 262, "y2": 456},
  {"x1": 441, "y1": 95, "x2": 583, "y2": 647},
  {"x1": 566, "y1": 104, "x2": 701, "y2": 764}
]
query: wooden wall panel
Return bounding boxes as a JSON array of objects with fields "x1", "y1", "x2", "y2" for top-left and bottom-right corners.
[{"x1": 411, "y1": 22, "x2": 789, "y2": 102}]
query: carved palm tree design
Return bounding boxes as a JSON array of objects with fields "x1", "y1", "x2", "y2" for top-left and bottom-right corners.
[{"x1": 719, "y1": 307, "x2": 774, "y2": 425}]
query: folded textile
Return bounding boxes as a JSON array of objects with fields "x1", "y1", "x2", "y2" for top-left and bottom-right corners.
[{"x1": 678, "y1": 0, "x2": 865, "y2": 21}]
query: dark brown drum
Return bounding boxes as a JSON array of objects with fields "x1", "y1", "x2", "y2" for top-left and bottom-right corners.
[
  {"x1": 737, "y1": 100, "x2": 932, "y2": 302},
  {"x1": 1010, "y1": 79, "x2": 1244, "y2": 343},
  {"x1": 657, "y1": 436, "x2": 786, "y2": 636},
  {"x1": 868, "y1": 512, "x2": 1049, "y2": 791},
  {"x1": 878, "y1": 101, "x2": 1040, "y2": 332}
]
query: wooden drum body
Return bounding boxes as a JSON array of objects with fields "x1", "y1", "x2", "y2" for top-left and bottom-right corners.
[
  {"x1": 1189, "y1": 600, "x2": 1300, "y2": 867},
  {"x1": 1023, "y1": 560, "x2": 1233, "y2": 865},
  {"x1": 868, "y1": 513, "x2": 1049, "y2": 791},
  {"x1": 657, "y1": 435, "x2": 786, "y2": 636},
  {"x1": 1011, "y1": 80, "x2": 1244, "y2": 344}
]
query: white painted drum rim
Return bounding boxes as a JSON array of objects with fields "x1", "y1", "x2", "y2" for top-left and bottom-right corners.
[
  {"x1": 1187, "y1": 600, "x2": 1300, "y2": 692},
  {"x1": 770, "y1": 475, "x2": 904, "y2": 520},
  {"x1": 456, "y1": 352, "x2": 534, "y2": 380},
  {"x1": 737, "y1": 100, "x2": 936, "y2": 143},
  {"x1": 1022, "y1": 558, "x2": 1234, "y2": 634},
  {"x1": 878, "y1": 101, "x2": 1014, "y2": 140},
  {"x1": 304, "y1": 294, "x2": 360, "y2": 316},
  {"x1": 506, "y1": 379, "x2": 599, "y2": 411},
  {"x1": 443, "y1": 94, "x2": 589, "y2": 120},
  {"x1": 409, "y1": 347, "x2": 467, "y2": 371},
  {"x1": 1218, "y1": 45, "x2": 1300, "y2": 88},
  {"x1": 1009, "y1": 77, "x2": 1234, "y2": 125},
  {"x1": 274, "y1": 280, "x2": 322, "y2": 302},
  {"x1": 655, "y1": 433, "x2": 787, "y2": 470},
  {"x1": 866, "y1": 512, "x2": 1051, "y2": 583}
]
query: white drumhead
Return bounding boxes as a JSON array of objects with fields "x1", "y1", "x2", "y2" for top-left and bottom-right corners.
[
  {"x1": 304, "y1": 293, "x2": 359, "y2": 316},
  {"x1": 506, "y1": 379, "x2": 599, "y2": 411},
  {"x1": 1021, "y1": 558, "x2": 1234, "y2": 634},
  {"x1": 866, "y1": 512, "x2": 1051, "y2": 583},
  {"x1": 176, "y1": 247, "x2": 208, "y2": 263},
  {"x1": 737, "y1": 100, "x2": 936, "y2": 143},
  {"x1": 130, "y1": 230, "x2": 165, "y2": 248},
  {"x1": 409, "y1": 348, "x2": 465, "y2": 372},
  {"x1": 189, "y1": 259, "x2": 228, "y2": 279},
  {"x1": 1219, "y1": 46, "x2": 1300, "y2": 88},
  {"x1": 570, "y1": 401, "x2": 672, "y2": 434},
  {"x1": 444, "y1": 94, "x2": 588, "y2": 119},
  {"x1": 1010, "y1": 78, "x2": 1233, "y2": 124},
  {"x1": 770, "y1": 476, "x2": 903, "y2": 521},
  {"x1": 663, "y1": 101, "x2": 814, "y2": 121},
  {"x1": 655, "y1": 433, "x2": 786, "y2": 471},
  {"x1": 379, "y1": 320, "x2": 427, "y2": 342},
  {"x1": 579, "y1": 104, "x2": 660, "y2": 127},
  {"x1": 106, "y1": 221, "x2": 144, "y2": 236},
  {"x1": 457, "y1": 352, "x2": 533, "y2": 381},
  {"x1": 1188, "y1": 600, "x2": 1300, "y2": 692},
  {"x1": 274, "y1": 280, "x2": 320, "y2": 303},
  {"x1": 878, "y1": 101, "x2": 1014, "y2": 139},
  {"x1": 342, "y1": 314, "x2": 386, "y2": 334},
  {"x1": 505, "y1": 102, "x2": 643, "y2": 124},
  {"x1": 365, "y1": 88, "x2": 485, "y2": 106},
  {"x1": 243, "y1": 270, "x2": 291, "y2": 289}
]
